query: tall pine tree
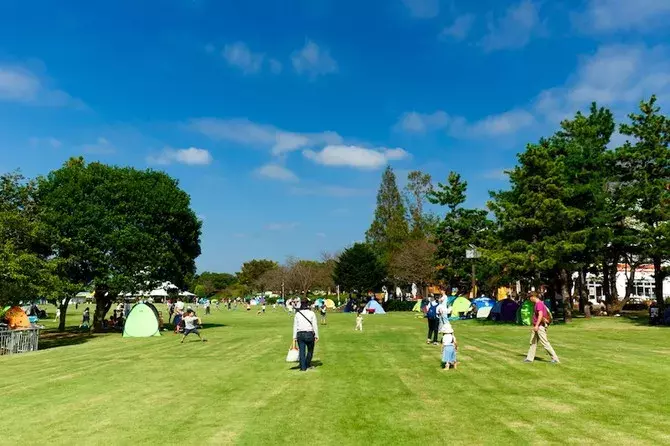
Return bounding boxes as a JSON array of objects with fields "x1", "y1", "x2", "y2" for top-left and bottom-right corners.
[{"x1": 366, "y1": 166, "x2": 409, "y2": 265}]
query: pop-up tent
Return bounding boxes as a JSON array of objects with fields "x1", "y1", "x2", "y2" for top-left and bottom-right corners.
[
  {"x1": 343, "y1": 299, "x2": 356, "y2": 313},
  {"x1": 3, "y1": 306, "x2": 30, "y2": 329},
  {"x1": 412, "y1": 300, "x2": 423, "y2": 312},
  {"x1": 364, "y1": 299, "x2": 386, "y2": 314},
  {"x1": 314, "y1": 298, "x2": 325, "y2": 307},
  {"x1": 123, "y1": 303, "x2": 161, "y2": 337},
  {"x1": 324, "y1": 299, "x2": 336, "y2": 309},
  {"x1": 473, "y1": 297, "x2": 496, "y2": 319},
  {"x1": 517, "y1": 300, "x2": 534, "y2": 326},
  {"x1": 450, "y1": 297, "x2": 471, "y2": 319}
]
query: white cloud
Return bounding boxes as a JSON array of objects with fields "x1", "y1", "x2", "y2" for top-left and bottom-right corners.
[
  {"x1": 533, "y1": 44, "x2": 670, "y2": 123},
  {"x1": 82, "y1": 137, "x2": 116, "y2": 155},
  {"x1": 480, "y1": 0, "x2": 545, "y2": 52},
  {"x1": 395, "y1": 111, "x2": 450, "y2": 133},
  {"x1": 0, "y1": 64, "x2": 85, "y2": 108},
  {"x1": 265, "y1": 222, "x2": 299, "y2": 231},
  {"x1": 255, "y1": 164, "x2": 299, "y2": 182},
  {"x1": 291, "y1": 40, "x2": 338, "y2": 79},
  {"x1": 441, "y1": 14, "x2": 476, "y2": 41},
  {"x1": 148, "y1": 147, "x2": 213, "y2": 166},
  {"x1": 188, "y1": 118, "x2": 343, "y2": 155},
  {"x1": 395, "y1": 109, "x2": 533, "y2": 138},
  {"x1": 402, "y1": 0, "x2": 440, "y2": 19},
  {"x1": 269, "y1": 58, "x2": 283, "y2": 74},
  {"x1": 223, "y1": 42, "x2": 264, "y2": 74},
  {"x1": 290, "y1": 185, "x2": 368, "y2": 197},
  {"x1": 480, "y1": 169, "x2": 510, "y2": 181},
  {"x1": 303, "y1": 145, "x2": 409, "y2": 170},
  {"x1": 574, "y1": 0, "x2": 670, "y2": 33},
  {"x1": 29, "y1": 136, "x2": 62, "y2": 148}
]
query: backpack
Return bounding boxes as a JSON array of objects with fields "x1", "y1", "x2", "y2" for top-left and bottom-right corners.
[
  {"x1": 426, "y1": 303, "x2": 438, "y2": 320},
  {"x1": 542, "y1": 307, "x2": 553, "y2": 325}
]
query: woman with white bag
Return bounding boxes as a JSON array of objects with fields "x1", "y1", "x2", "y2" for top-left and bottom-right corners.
[{"x1": 291, "y1": 299, "x2": 319, "y2": 371}]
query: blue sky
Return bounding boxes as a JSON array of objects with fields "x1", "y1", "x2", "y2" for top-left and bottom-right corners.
[{"x1": 1, "y1": 0, "x2": 669, "y2": 273}]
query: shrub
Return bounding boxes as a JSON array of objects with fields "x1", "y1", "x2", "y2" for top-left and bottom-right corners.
[{"x1": 384, "y1": 300, "x2": 415, "y2": 312}]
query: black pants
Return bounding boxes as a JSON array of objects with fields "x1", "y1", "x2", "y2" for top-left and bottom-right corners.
[
  {"x1": 427, "y1": 318, "x2": 439, "y2": 342},
  {"x1": 297, "y1": 331, "x2": 315, "y2": 371}
]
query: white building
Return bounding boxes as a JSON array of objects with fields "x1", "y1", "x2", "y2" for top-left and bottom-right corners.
[{"x1": 583, "y1": 264, "x2": 670, "y2": 302}]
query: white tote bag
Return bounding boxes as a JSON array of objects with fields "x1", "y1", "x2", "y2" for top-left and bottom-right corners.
[{"x1": 285, "y1": 342, "x2": 299, "y2": 362}]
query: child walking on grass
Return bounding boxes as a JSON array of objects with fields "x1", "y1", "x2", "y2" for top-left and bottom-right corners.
[
  {"x1": 441, "y1": 325, "x2": 458, "y2": 370},
  {"x1": 355, "y1": 311, "x2": 363, "y2": 331}
]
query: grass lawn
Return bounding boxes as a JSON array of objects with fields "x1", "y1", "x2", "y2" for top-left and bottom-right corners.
[{"x1": 1, "y1": 306, "x2": 669, "y2": 445}]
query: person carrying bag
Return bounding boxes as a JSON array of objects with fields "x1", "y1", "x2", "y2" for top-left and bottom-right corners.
[{"x1": 292, "y1": 298, "x2": 319, "y2": 371}]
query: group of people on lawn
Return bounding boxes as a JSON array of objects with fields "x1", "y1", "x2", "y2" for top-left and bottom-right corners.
[{"x1": 288, "y1": 289, "x2": 560, "y2": 373}]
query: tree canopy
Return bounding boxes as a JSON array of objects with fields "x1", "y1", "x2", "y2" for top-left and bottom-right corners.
[
  {"x1": 38, "y1": 157, "x2": 202, "y2": 330},
  {"x1": 333, "y1": 243, "x2": 386, "y2": 297}
]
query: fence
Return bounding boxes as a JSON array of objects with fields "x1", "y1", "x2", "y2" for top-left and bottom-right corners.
[{"x1": 0, "y1": 326, "x2": 42, "y2": 356}]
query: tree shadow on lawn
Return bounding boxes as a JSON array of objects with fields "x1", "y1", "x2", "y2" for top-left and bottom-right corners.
[
  {"x1": 616, "y1": 312, "x2": 669, "y2": 328},
  {"x1": 39, "y1": 328, "x2": 99, "y2": 350}
]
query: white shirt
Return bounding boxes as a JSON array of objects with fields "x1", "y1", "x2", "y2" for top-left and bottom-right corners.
[
  {"x1": 442, "y1": 333, "x2": 456, "y2": 346},
  {"x1": 183, "y1": 316, "x2": 198, "y2": 330},
  {"x1": 293, "y1": 310, "x2": 319, "y2": 339}
]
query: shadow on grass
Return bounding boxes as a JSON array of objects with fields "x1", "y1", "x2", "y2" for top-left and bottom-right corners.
[
  {"x1": 289, "y1": 360, "x2": 324, "y2": 371},
  {"x1": 39, "y1": 329, "x2": 95, "y2": 350}
]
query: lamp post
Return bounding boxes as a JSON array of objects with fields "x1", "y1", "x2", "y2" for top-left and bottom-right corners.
[{"x1": 466, "y1": 245, "x2": 482, "y2": 298}]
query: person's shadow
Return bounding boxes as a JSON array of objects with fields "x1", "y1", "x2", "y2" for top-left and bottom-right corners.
[{"x1": 289, "y1": 360, "x2": 324, "y2": 370}]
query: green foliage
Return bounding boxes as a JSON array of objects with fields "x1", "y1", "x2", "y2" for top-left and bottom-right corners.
[
  {"x1": 237, "y1": 259, "x2": 279, "y2": 287},
  {"x1": 366, "y1": 166, "x2": 409, "y2": 264},
  {"x1": 0, "y1": 172, "x2": 55, "y2": 306},
  {"x1": 333, "y1": 243, "x2": 386, "y2": 297},
  {"x1": 383, "y1": 300, "x2": 415, "y2": 312},
  {"x1": 429, "y1": 172, "x2": 492, "y2": 289},
  {"x1": 404, "y1": 170, "x2": 435, "y2": 238},
  {"x1": 192, "y1": 271, "x2": 237, "y2": 297},
  {"x1": 37, "y1": 157, "x2": 202, "y2": 328}
]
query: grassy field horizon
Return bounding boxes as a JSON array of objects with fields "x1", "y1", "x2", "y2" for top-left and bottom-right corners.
[{"x1": 1, "y1": 306, "x2": 669, "y2": 445}]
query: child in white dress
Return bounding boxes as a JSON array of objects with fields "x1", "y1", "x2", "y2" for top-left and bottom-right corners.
[{"x1": 441, "y1": 326, "x2": 458, "y2": 370}]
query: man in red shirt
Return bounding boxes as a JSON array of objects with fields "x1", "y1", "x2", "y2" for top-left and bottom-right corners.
[{"x1": 524, "y1": 292, "x2": 560, "y2": 364}]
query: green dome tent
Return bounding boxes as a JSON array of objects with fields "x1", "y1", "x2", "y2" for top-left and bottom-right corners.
[
  {"x1": 123, "y1": 303, "x2": 161, "y2": 337},
  {"x1": 517, "y1": 300, "x2": 534, "y2": 326},
  {"x1": 412, "y1": 301, "x2": 423, "y2": 312},
  {"x1": 450, "y1": 297, "x2": 472, "y2": 318}
]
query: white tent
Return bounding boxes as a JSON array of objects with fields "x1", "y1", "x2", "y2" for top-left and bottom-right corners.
[
  {"x1": 150, "y1": 288, "x2": 169, "y2": 297},
  {"x1": 180, "y1": 291, "x2": 196, "y2": 297}
]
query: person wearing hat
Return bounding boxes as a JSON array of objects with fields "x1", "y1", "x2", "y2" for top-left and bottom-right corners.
[{"x1": 441, "y1": 324, "x2": 458, "y2": 370}]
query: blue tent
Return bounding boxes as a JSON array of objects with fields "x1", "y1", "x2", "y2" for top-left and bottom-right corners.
[
  {"x1": 472, "y1": 297, "x2": 496, "y2": 310},
  {"x1": 314, "y1": 298, "x2": 325, "y2": 307},
  {"x1": 364, "y1": 299, "x2": 386, "y2": 314},
  {"x1": 343, "y1": 299, "x2": 356, "y2": 313}
]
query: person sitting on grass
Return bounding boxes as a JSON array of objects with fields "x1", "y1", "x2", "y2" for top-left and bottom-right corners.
[
  {"x1": 180, "y1": 310, "x2": 207, "y2": 343},
  {"x1": 441, "y1": 325, "x2": 458, "y2": 370}
]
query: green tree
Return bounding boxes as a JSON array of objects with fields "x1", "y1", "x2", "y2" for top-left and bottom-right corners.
[
  {"x1": 38, "y1": 157, "x2": 202, "y2": 331},
  {"x1": 0, "y1": 172, "x2": 54, "y2": 307},
  {"x1": 366, "y1": 166, "x2": 409, "y2": 264},
  {"x1": 192, "y1": 272, "x2": 237, "y2": 296},
  {"x1": 237, "y1": 259, "x2": 279, "y2": 288},
  {"x1": 616, "y1": 96, "x2": 670, "y2": 313},
  {"x1": 404, "y1": 170, "x2": 436, "y2": 238},
  {"x1": 333, "y1": 243, "x2": 386, "y2": 298},
  {"x1": 429, "y1": 172, "x2": 492, "y2": 292}
]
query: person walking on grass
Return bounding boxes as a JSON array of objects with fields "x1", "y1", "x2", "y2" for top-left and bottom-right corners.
[
  {"x1": 425, "y1": 296, "x2": 439, "y2": 345},
  {"x1": 292, "y1": 299, "x2": 319, "y2": 371},
  {"x1": 180, "y1": 310, "x2": 207, "y2": 343},
  {"x1": 355, "y1": 310, "x2": 363, "y2": 331},
  {"x1": 320, "y1": 304, "x2": 327, "y2": 325},
  {"x1": 524, "y1": 292, "x2": 559, "y2": 364},
  {"x1": 80, "y1": 307, "x2": 91, "y2": 329},
  {"x1": 441, "y1": 325, "x2": 458, "y2": 370}
]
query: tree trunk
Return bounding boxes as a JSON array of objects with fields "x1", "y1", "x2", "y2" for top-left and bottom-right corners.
[
  {"x1": 560, "y1": 269, "x2": 572, "y2": 322},
  {"x1": 610, "y1": 263, "x2": 637, "y2": 314},
  {"x1": 93, "y1": 290, "x2": 113, "y2": 332},
  {"x1": 578, "y1": 268, "x2": 588, "y2": 314},
  {"x1": 653, "y1": 255, "x2": 665, "y2": 315},
  {"x1": 58, "y1": 297, "x2": 71, "y2": 332},
  {"x1": 604, "y1": 254, "x2": 619, "y2": 315}
]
